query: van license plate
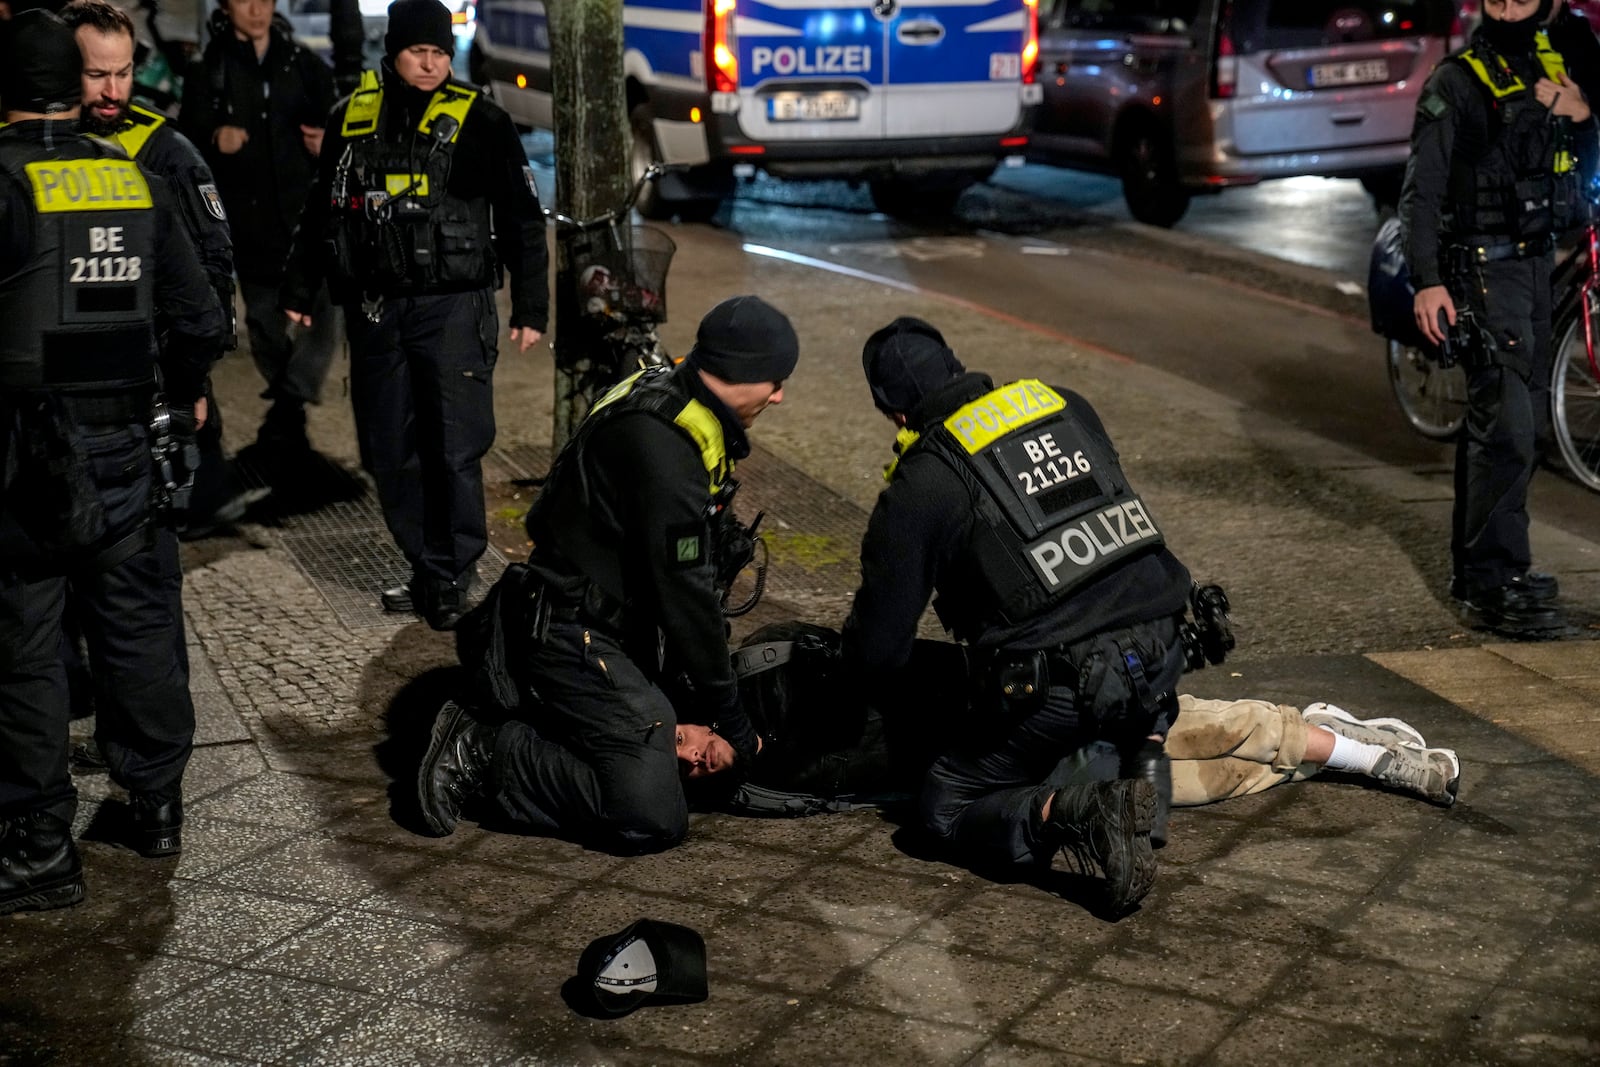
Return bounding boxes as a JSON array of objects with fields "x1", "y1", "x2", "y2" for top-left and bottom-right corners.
[
  {"x1": 768, "y1": 92, "x2": 860, "y2": 122},
  {"x1": 1309, "y1": 59, "x2": 1389, "y2": 87}
]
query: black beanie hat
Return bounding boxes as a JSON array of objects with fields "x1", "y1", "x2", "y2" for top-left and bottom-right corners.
[
  {"x1": 1, "y1": 10, "x2": 84, "y2": 116},
  {"x1": 385, "y1": 0, "x2": 454, "y2": 58},
  {"x1": 685, "y1": 295, "x2": 800, "y2": 384},
  {"x1": 862, "y1": 316, "x2": 965, "y2": 415}
]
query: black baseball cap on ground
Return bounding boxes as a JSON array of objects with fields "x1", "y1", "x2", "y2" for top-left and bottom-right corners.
[{"x1": 573, "y1": 919, "x2": 708, "y2": 1018}]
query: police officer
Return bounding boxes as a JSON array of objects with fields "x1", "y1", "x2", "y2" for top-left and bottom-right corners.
[
  {"x1": 1402, "y1": 0, "x2": 1597, "y2": 635},
  {"x1": 415, "y1": 295, "x2": 797, "y2": 855},
  {"x1": 840, "y1": 318, "x2": 1195, "y2": 915},
  {"x1": 64, "y1": 0, "x2": 260, "y2": 534},
  {"x1": 280, "y1": 0, "x2": 549, "y2": 631},
  {"x1": 0, "y1": 10, "x2": 226, "y2": 914}
]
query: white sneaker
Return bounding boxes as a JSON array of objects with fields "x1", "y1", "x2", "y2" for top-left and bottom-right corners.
[
  {"x1": 1303, "y1": 703, "x2": 1426, "y2": 749},
  {"x1": 1370, "y1": 743, "x2": 1461, "y2": 807}
]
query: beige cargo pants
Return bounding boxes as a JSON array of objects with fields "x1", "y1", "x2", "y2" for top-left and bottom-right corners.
[{"x1": 1167, "y1": 695, "x2": 1318, "y2": 806}]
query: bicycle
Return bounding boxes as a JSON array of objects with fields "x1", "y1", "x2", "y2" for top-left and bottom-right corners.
[
  {"x1": 1374, "y1": 215, "x2": 1600, "y2": 491},
  {"x1": 545, "y1": 162, "x2": 677, "y2": 401}
]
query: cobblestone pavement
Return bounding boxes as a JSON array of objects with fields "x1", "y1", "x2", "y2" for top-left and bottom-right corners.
[{"x1": 4, "y1": 223, "x2": 1599, "y2": 1066}]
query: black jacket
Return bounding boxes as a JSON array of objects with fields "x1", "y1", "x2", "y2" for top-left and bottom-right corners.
[
  {"x1": 1400, "y1": 27, "x2": 1600, "y2": 288},
  {"x1": 1548, "y1": 4, "x2": 1600, "y2": 121},
  {"x1": 524, "y1": 366, "x2": 755, "y2": 753},
  {"x1": 178, "y1": 16, "x2": 335, "y2": 282},
  {"x1": 842, "y1": 372, "x2": 1192, "y2": 673},
  {"x1": 107, "y1": 109, "x2": 235, "y2": 319},
  {"x1": 280, "y1": 63, "x2": 549, "y2": 330}
]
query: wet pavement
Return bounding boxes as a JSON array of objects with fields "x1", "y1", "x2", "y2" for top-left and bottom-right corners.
[{"x1": 4, "y1": 209, "x2": 1599, "y2": 1066}]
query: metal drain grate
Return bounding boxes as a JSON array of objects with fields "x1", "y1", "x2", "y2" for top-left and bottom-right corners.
[{"x1": 235, "y1": 450, "x2": 508, "y2": 631}]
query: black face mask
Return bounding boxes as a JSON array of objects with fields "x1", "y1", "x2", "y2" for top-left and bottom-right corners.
[{"x1": 1479, "y1": 12, "x2": 1542, "y2": 55}]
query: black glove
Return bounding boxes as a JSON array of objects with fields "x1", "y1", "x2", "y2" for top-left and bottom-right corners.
[{"x1": 711, "y1": 704, "x2": 761, "y2": 768}]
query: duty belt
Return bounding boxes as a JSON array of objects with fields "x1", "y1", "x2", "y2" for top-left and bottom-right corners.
[
  {"x1": 1451, "y1": 235, "x2": 1554, "y2": 264},
  {"x1": 61, "y1": 389, "x2": 150, "y2": 425}
]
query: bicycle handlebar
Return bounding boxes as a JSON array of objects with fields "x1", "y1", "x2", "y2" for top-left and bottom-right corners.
[{"x1": 544, "y1": 163, "x2": 674, "y2": 231}]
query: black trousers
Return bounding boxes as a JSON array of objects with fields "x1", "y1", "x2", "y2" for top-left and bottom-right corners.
[
  {"x1": 919, "y1": 616, "x2": 1184, "y2": 869},
  {"x1": 1450, "y1": 255, "x2": 1551, "y2": 593},
  {"x1": 0, "y1": 423, "x2": 194, "y2": 824},
  {"x1": 240, "y1": 277, "x2": 338, "y2": 406},
  {"x1": 345, "y1": 290, "x2": 497, "y2": 588},
  {"x1": 487, "y1": 619, "x2": 688, "y2": 854}
]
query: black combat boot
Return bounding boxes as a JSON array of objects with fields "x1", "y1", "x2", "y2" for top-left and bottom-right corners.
[
  {"x1": 1458, "y1": 582, "x2": 1566, "y2": 636},
  {"x1": 1044, "y1": 778, "x2": 1157, "y2": 916},
  {"x1": 130, "y1": 791, "x2": 183, "y2": 857},
  {"x1": 380, "y1": 580, "x2": 416, "y2": 614},
  {"x1": 0, "y1": 810, "x2": 86, "y2": 916},
  {"x1": 1123, "y1": 740, "x2": 1172, "y2": 849},
  {"x1": 417, "y1": 700, "x2": 498, "y2": 836}
]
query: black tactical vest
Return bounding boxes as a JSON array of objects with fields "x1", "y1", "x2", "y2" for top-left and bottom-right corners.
[
  {"x1": 327, "y1": 72, "x2": 495, "y2": 293},
  {"x1": 0, "y1": 132, "x2": 156, "y2": 389},
  {"x1": 898, "y1": 380, "x2": 1165, "y2": 639},
  {"x1": 527, "y1": 366, "x2": 734, "y2": 606},
  {"x1": 1448, "y1": 32, "x2": 1581, "y2": 241}
]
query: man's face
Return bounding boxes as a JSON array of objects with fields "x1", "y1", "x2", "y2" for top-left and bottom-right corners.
[
  {"x1": 77, "y1": 26, "x2": 134, "y2": 135},
  {"x1": 720, "y1": 380, "x2": 786, "y2": 428},
  {"x1": 225, "y1": 0, "x2": 275, "y2": 42},
  {"x1": 1484, "y1": 0, "x2": 1542, "y2": 22},
  {"x1": 676, "y1": 723, "x2": 735, "y2": 779},
  {"x1": 394, "y1": 44, "x2": 451, "y2": 92}
]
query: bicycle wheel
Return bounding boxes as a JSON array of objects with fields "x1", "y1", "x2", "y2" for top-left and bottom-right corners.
[
  {"x1": 1552, "y1": 312, "x2": 1600, "y2": 492},
  {"x1": 1387, "y1": 338, "x2": 1467, "y2": 440}
]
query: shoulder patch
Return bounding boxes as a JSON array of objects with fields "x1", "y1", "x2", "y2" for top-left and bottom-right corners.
[
  {"x1": 1418, "y1": 89, "x2": 1450, "y2": 121},
  {"x1": 666, "y1": 522, "x2": 705, "y2": 569},
  {"x1": 197, "y1": 182, "x2": 226, "y2": 221}
]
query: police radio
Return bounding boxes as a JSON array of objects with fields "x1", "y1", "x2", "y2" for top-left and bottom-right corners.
[
  {"x1": 1178, "y1": 582, "x2": 1235, "y2": 672},
  {"x1": 707, "y1": 478, "x2": 768, "y2": 618}
]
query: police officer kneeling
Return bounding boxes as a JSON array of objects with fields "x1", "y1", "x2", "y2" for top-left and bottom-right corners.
[
  {"x1": 416, "y1": 296, "x2": 797, "y2": 854},
  {"x1": 1401, "y1": 0, "x2": 1598, "y2": 634},
  {"x1": 0, "y1": 12, "x2": 226, "y2": 913},
  {"x1": 842, "y1": 319, "x2": 1195, "y2": 915},
  {"x1": 281, "y1": 0, "x2": 549, "y2": 631}
]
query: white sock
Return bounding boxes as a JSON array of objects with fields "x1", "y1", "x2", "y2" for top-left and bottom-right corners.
[{"x1": 1322, "y1": 734, "x2": 1386, "y2": 774}]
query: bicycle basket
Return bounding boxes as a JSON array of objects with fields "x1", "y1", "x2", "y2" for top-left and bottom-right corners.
[{"x1": 568, "y1": 223, "x2": 676, "y2": 325}]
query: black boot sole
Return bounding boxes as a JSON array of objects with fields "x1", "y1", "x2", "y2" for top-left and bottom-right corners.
[
  {"x1": 1098, "y1": 780, "x2": 1157, "y2": 916},
  {"x1": 0, "y1": 875, "x2": 86, "y2": 915},
  {"x1": 134, "y1": 831, "x2": 182, "y2": 858}
]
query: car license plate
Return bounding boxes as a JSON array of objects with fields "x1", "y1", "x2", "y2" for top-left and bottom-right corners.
[
  {"x1": 767, "y1": 92, "x2": 860, "y2": 122},
  {"x1": 1309, "y1": 59, "x2": 1389, "y2": 87}
]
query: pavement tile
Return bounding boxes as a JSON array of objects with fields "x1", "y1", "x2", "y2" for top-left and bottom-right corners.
[
  {"x1": 130, "y1": 970, "x2": 383, "y2": 1062},
  {"x1": 1197, "y1": 833, "x2": 1393, "y2": 894},
  {"x1": 353, "y1": 859, "x2": 574, "y2": 931},
  {"x1": 246, "y1": 910, "x2": 473, "y2": 994},
  {"x1": 516, "y1": 886, "x2": 732, "y2": 956},
  {"x1": 181, "y1": 743, "x2": 269, "y2": 803},
  {"x1": 832, "y1": 940, "x2": 1060, "y2": 1030},
  {"x1": 102, "y1": 879, "x2": 328, "y2": 964},
  {"x1": 605, "y1": 840, "x2": 814, "y2": 907},
  {"x1": 831, "y1": 823, "x2": 977, "y2": 880},
  {"x1": 564, "y1": 975, "x2": 795, "y2": 1060},
  {"x1": 1087, "y1": 927, "x2": 1298, "y2": 1008},
  {"x1": 325, "y1": 795, "x2": 483, "y2": 855},
  {"x1": 700, "y1": 808, "x2": 882, "y2": 857},
  {"x1": 1269, "y1": 955, "x2": 1493, "y2": 1040},
  {"x1": 1502, "y1": 929, "x2": 1600, "y2": 1010},
  {"x1": 402, "y1": 934, "x2": 586, "y2": 1021},
  {"x1": 206, "y1": 830, "x2": 431, "y2": 908},
  {"x1": 758, "y1": 1002, "x2": 987, "y2": 1067},
  {"x1": 457, "y1": 830, "x2": 631, "y2": 882},
  {"x1": 128, "y1": 1042, "x2": 258, "y2": 1065},
  {"x1": 1007, "y1": 977, "x2": 1237, "y2": 1062},
  {"x1": 168, "y1": 816, "x2": 304, "y2": 881},
  {"x1": 751, "y1": 862, "x2": 959, "y2": 938},
  {"x1": 1388, "y1": 843, "x2": 1589, "y2": 921},
  {"x1": 1216, "y1": 1012, "x2": 1448, "y2": 1067},
  {"x1": 699, "y1": 909, "x2": 892, "y2": 995},
  {"x1": 186, "y1": 771, "x2": 363, "y2": 831},
  {"x1": 293, "y1": 999, "x2": 533, "y2": 1065},
  {"x1": 1143, "y1": 871, "x2": 1330, "y2": 948},
  {"x1": 1337, "y1": 898, "x2": 1533, "y2": 983},
  {"x1": 914, "y1": 882, "x2": 1119, "y2": 966},
  {"x1": 1461, "y1": 987, "x2": 1600, "y2": 1066},
  {"x1": 964, "y1": 1041, "x2": 1119, "y2": 1066}
]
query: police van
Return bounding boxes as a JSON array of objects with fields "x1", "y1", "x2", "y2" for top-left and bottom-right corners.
[{"x1": 469, "y1": 0, "x2": 1043, "y2": 218}]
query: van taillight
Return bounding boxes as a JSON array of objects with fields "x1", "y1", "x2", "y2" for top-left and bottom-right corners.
[
  {"x1": 706, "y1": 0, "x2": 738, "y2": 93},
  {"x1": 1022, "y1": 0, "x2": 1040, "y2": 84},
  {"x1": 1211, "y1": 6, "x2": 1237, "y2": 99}
]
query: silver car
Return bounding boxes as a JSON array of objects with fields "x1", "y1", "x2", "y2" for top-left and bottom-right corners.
[{"x1": 1032, "y1": 0, "x2": 1462, "y2": 225}]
